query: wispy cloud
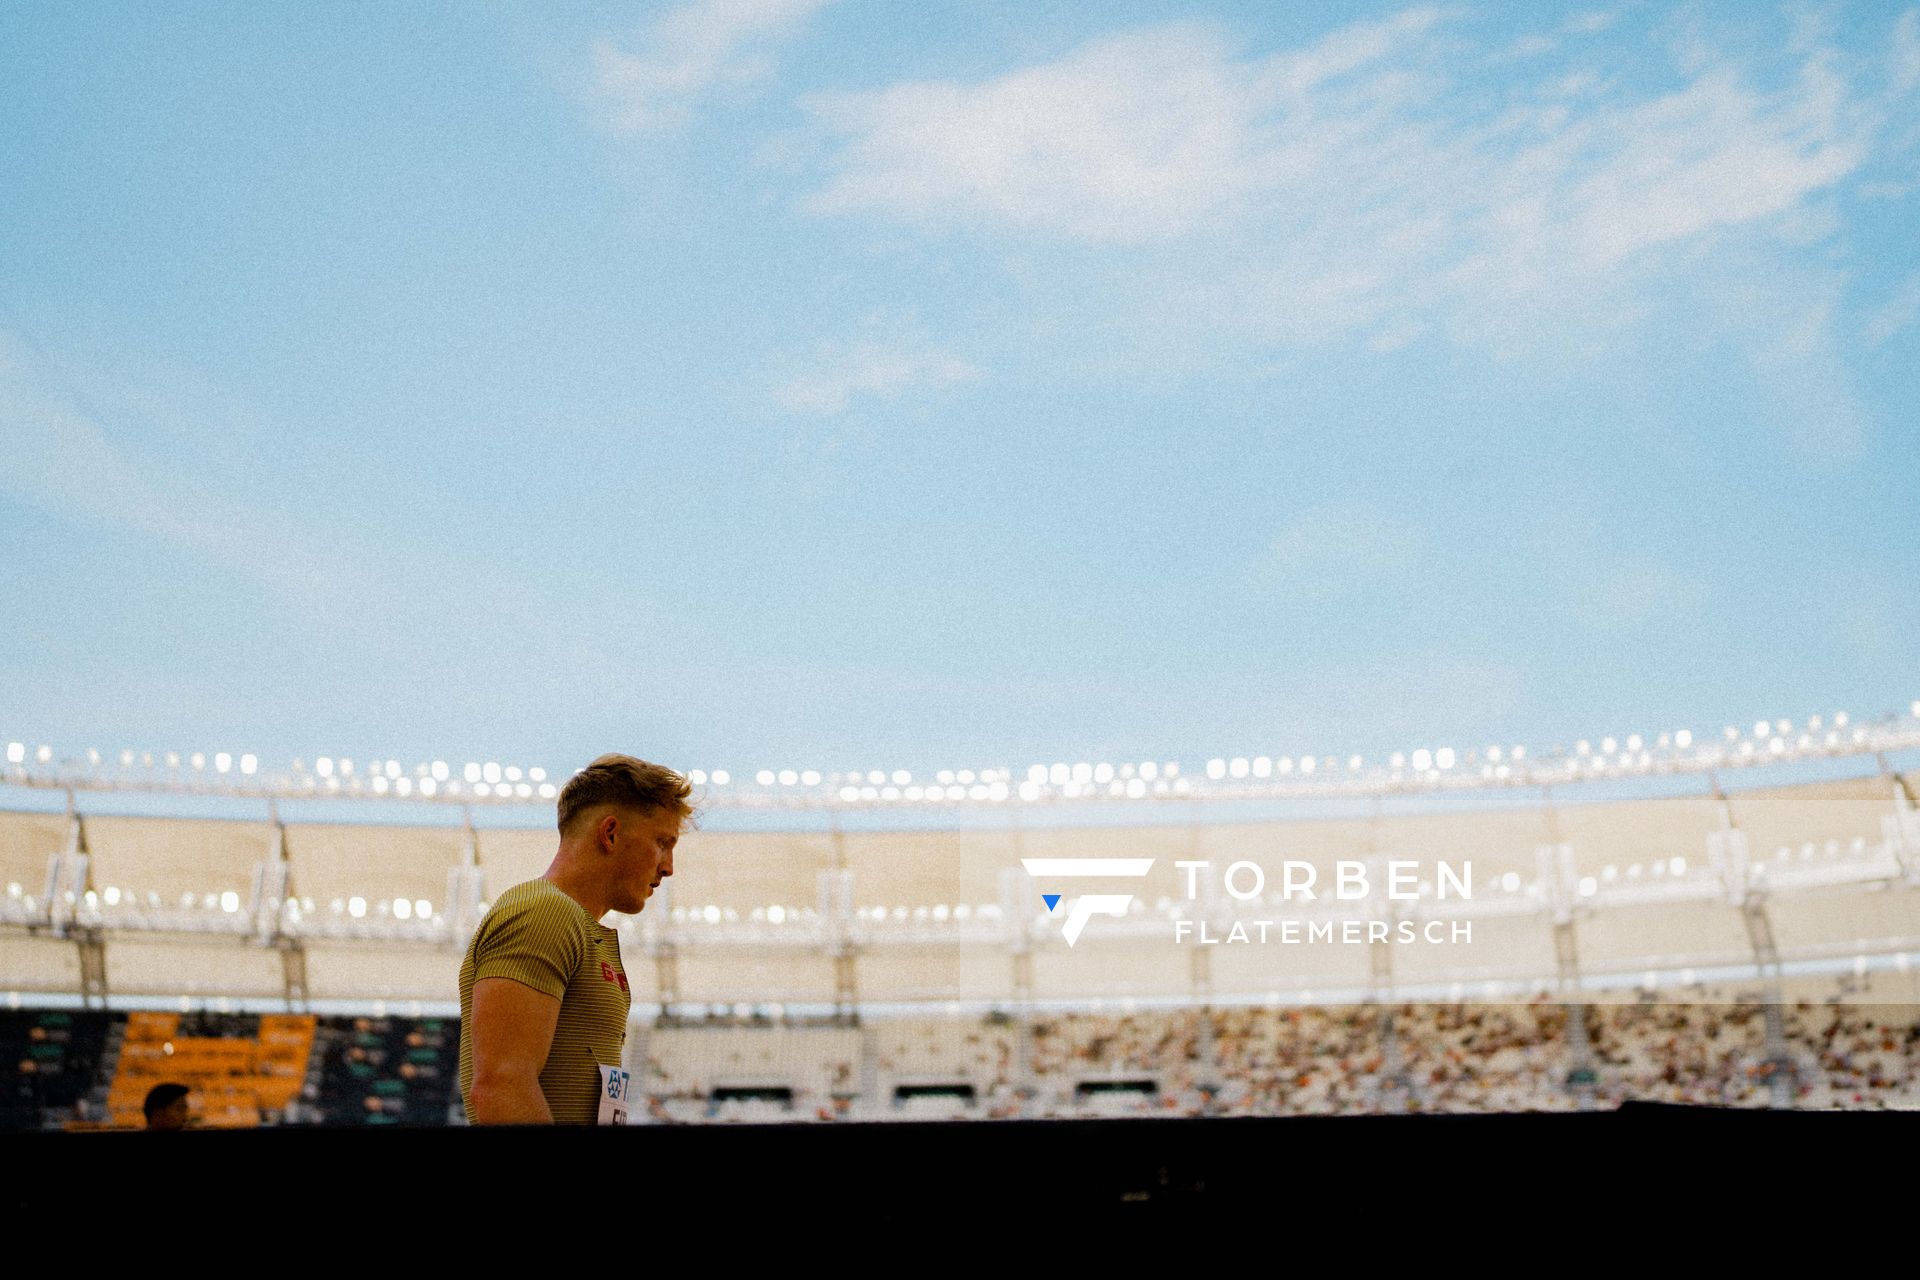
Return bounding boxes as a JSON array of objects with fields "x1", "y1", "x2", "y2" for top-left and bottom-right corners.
[
  {"x1": 774, "y1": 330, "x2": 981, "y2": 415},
  {"x1": 797, "y1": 8, "x2": 1877, "y2": 320},
  {"x1": 593, "y1": 0, "x2": 835, "y2": 133},
  {"x1": 801, "y1": 13, "x2": 1450, "y2": 242},
  {"x1": 0, "y1": 335, "x2": 626, "y2": 674},
  {"x1": 1863, "y1": 269, "x2": 1920, "y2": 346},
  {"x1": 1246, "y1": 502, "x2": 1427, "y2": 601}
]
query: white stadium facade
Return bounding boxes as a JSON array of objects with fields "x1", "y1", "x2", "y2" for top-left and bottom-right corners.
[{"x1": 4, "y1": 703, "x2": 1919, "y2": 1119}]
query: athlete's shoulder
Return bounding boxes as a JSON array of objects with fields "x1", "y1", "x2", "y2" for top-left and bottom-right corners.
[{"x1": 483, "y1": 880, "x2": 592, "y2": 931}]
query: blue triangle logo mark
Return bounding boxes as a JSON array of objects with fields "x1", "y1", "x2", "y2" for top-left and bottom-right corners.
[{"x1": 1042, "y1": 894, "x2": 1061, "y2": 912}]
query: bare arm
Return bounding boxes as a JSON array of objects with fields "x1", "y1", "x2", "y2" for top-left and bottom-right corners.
[{"x1": 466, "y1": 976, "x2": 562, "y2": 1124}]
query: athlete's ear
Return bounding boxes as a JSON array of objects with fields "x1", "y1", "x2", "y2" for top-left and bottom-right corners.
[{"x1": 600, "y1": 811, "x2": 619, "y2": 854}]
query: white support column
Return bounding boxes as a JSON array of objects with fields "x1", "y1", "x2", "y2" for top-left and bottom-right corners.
[
  {"x1": 1883, "y1": 769, "x2": 1917, "y2": 879},
  {"x1": 446, "y1": 808, "x2": 486, "y2": 949}
]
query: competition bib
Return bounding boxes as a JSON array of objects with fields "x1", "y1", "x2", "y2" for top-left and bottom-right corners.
[{"x1": 597, "y1": 1063, "x2": 631, "y2": 1126}]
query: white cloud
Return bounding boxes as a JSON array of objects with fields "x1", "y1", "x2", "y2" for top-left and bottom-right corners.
[
  {"x1": 1863, "y1": 269, "x2": 1920, "y2": 346},
  {"x1": 798, "y1": 9, "x2": 1874, "y2": 320},
  {"x1": 1897, "y1": 10, "x2": 1920, "y2": 96},
  {"x1": 594, "y1": 0, "x2": 835, "y2": 133},
  {"x1": 0, "y1": 335, "x2": 629, "y2": 673},
  {"x1": 774, "y1": 333, "x2": 981, "y2": 415},
  {"x1": 1579, "y1": 559, "x2": 1703, "y2": 630},
  {"x1": 1247, "y1": 503, "x2": 1426, "y2": 600},
  {"x1": 786, "y1": 7, "x2": 1899, "y2": 463},
  {"x1": 803, "y1": 12, "x2": 1446, "y2": 242}
]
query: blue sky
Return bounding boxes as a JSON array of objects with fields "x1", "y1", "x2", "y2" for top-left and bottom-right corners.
[{"x1": 1, "y1": 0, "x2": 1917, "y2": 784}]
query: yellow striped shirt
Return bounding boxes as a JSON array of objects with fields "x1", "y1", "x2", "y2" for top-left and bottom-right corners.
[{"x1": 458, "y1": 879, "x2": 631, "y2": 1125}]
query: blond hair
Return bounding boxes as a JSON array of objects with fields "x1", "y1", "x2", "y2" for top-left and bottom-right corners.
[{"x1": 557, "y1": 754, "x2": 695, "y2": 834}]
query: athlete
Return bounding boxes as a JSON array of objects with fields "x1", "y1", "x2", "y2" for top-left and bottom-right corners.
[{"x1": 459, "y1": 754, "x2": 690, "y2": 1124}]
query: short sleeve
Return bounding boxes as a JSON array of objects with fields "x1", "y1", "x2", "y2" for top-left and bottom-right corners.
[{"x1": 470, "y1": 890, "x2": 585, "y2": 999}]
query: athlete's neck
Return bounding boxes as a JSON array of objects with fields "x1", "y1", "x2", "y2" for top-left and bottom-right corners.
[{"x1": 541, "y1": 866, "x2": 609, "y2": 922}]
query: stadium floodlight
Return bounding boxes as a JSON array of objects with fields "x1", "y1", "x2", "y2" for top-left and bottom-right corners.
[
  {"x1": 1675, "y1": 730, "x2": 1692, "y2": 748},
  {"x1": 1252, "y1": 756, "x2": 1271, "y2": 777},
  {"x1": 803, "y1": 770, "x2": 821, "y2": 786},
  {"x1": 1411, "y1": 749, "x2": 1432, "y2": 771},
  {"x1": 689, "y1": 769, "x2": 707, "y2": 784},
  {"x1": 504, "y1": 765, "x2": 520, "y2": 782},
  {"x1": 778, "y1": 770, "x2": 797, "y2": 786},
  {"x1": 538, "y1": 783, "x2": 556, "y2": 799},
  {"x1": 839, "y1": 785, "x2": 860, "y2": 802},
  {"x1": 1019, "y1": 781, "x2": 1041, "y2": 801},
  {"x1": 215, "y1": 753, "x2": 232, "y2": 773},
  {"x1": 348, "y1": 897, "x2": 366, "y2": 919},
  {"x1": 220, "y1": 891, "x2": 240, "y2": 913},
  {"x1": 394, "y1": 898, "x2": 413, "y2": 921},
  {"x1": 4, "y1": 743, "x2": 21, "y2": 764},
  {"x1": 871, "y1": 770, "x2": 889, "y2": 785},
  {"x1": 529, "y1": 767, "x2": 545, "y2": 782},
  {"x1": 756, "y1": 770, "x2": 774, "y2": 785},
  {"x1": 1435, "y1": 748, "x2": 1455, "y2": 770},
  {"x1": 1229, "y1": 757, "x2": 1248, "y2": 779},
  {"x1": 711, "y1": 771, "x2": 729, "y2": 785},
  {"x1": 482, "y1": 762, "x2": 501, "y2": 784},
  {"x1": 190, "y1": 753, "x2": 205, "y2": 770},
  {"x1": 1140, "y1": 762, "x2": 1158, "y2": 780},
  {"x1": 1600, "y1": 737, "x2": 1617, "y2": 755},
  {"x1": 1206, "y1": 758, "x2": 1226, "y2": 780},
  {"x1": 1050, "y1": 763, "x2": 1069, "y2": 785}
]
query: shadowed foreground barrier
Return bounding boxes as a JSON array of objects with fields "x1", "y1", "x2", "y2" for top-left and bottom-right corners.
[{"x1": 8, "y1": 1103, "x2": 1914, "y2": 1228}]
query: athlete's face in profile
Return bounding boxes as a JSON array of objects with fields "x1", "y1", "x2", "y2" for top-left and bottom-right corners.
[{"x1": 604, "y1": 805, "x2": 679, "y2": 915}]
